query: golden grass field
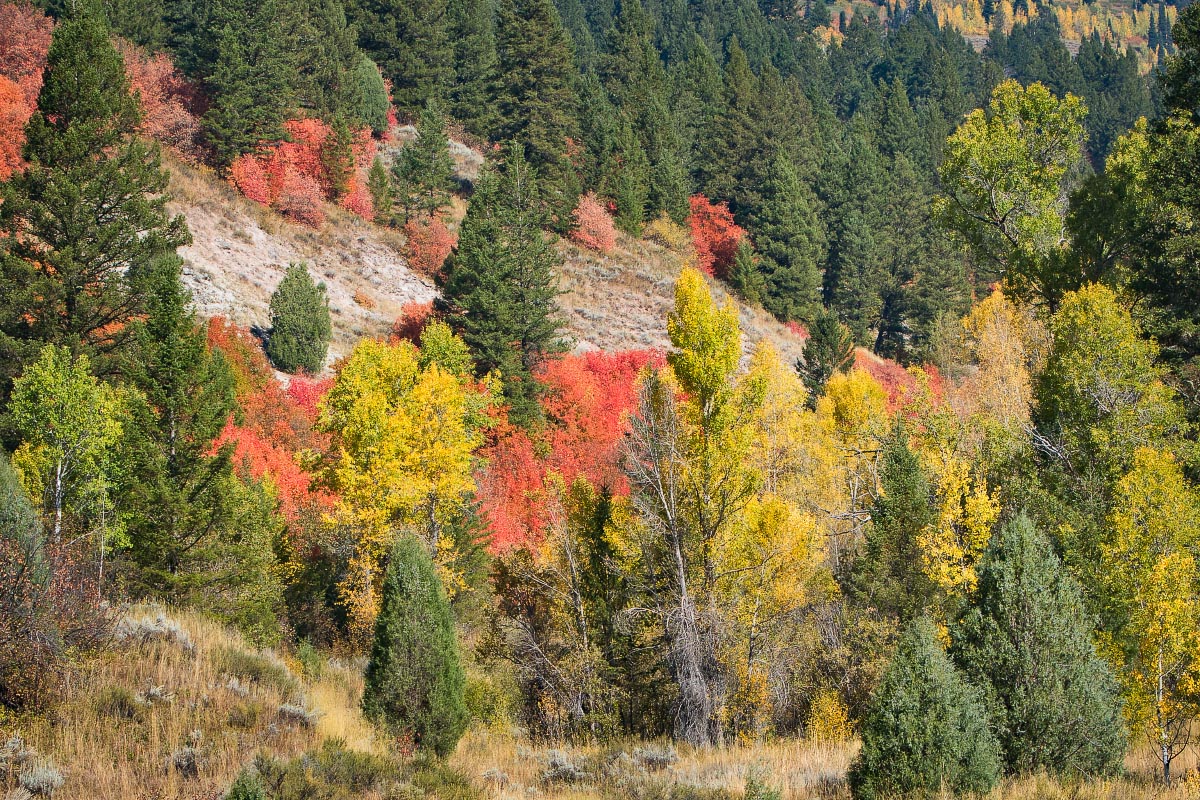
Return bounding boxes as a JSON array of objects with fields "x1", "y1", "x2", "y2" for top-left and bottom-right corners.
[{"x1": 3, "y1": 607, "x2": 1200, "y2": 800}]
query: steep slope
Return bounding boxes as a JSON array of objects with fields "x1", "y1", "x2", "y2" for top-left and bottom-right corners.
[{"x1": 167, "y1": 154, "x2": 808, "y2": 369}]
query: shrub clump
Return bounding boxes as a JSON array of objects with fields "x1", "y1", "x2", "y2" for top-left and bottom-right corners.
[
  {"x1": 570, "y1": 193, "x2": 617, "y2": 253},
  {"x1": 266, "y1": 263, "x2": 332, "y2": 374},
  {"x1": 848, "y1": 617, "x2": 1001, "y2": 800}
]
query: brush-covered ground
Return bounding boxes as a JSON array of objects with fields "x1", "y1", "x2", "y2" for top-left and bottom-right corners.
[{"x1": 2, "y1": 608, "x2": 1197, "y2": 800}]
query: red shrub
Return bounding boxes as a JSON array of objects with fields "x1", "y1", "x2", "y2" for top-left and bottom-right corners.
[
  {"x1": 0, "y1": 1, "x2": 52, "y2": 105},
  {"x1": 229, "y1": 153, "x2": 274, "y2": 205},
  {"x1": 352, "y1": 126, "x2": 376, "y2": 169},
  {"x1": 0, "y1": 76, "x2": 31, "y2": 180},
  {"x1": 117, "y1": 39, "x2": 203, "y2": 160},
  {"x1": 853, "y1": 350, "x2": 945, "y2": 414},
  {"x1": 570, "y1": 193, "x2": 617, "y2": 253},
  {"x1": 687, "y1": 194, "x2": 745, "y2": 278},
  {"x1": 274, "y1": 166, "x2": 326, "y2": 228},
  {"x1": 403, "y1": 216, "x2": 456, "y2": 278},
  {"x1": 785, "y1": 320, "x2": 809, "y2": 339},
  {"x1": 390, "y1": 301, "x2": 435, "y2": 343},
  {"x1": 286, "y1": 375, "x2": 333, "y2": 420},
  {"x1": 338, "y1": 174, "x2": 374, "y2": 221}
]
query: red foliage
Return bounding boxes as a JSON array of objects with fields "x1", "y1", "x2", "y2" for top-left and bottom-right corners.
[
  {"x1": 207, "y1": 317, "x2": 333, "y2": 523},
  {"x1": 403, "y1": 216, "x2": 456, "y2": 278},
  {"x1": 570, "y1": 193, "x2": 617, "y2": 253},
  {"x1": 785, "y1": 320, "x2": 809, "y2": 340},
  {"x1": 478, "y1": 349, "x2": 663, "y2": 551},
  {"x1": 852, "y1": 349, "x2": 945, "y2": 413},
  {"x1": 117, "y1": 39, "x2": 204, "y2": 160},
  {"x1": 351, "y1": 127, "x2": 376, "y2": 169},
  {"x1": 390, "y1": 301, "x2": 435, "y2": 344},
  {"x1": 229, "y1": 153, "x2": 274, "y2": 204},
  {"x1": 338, "y1": 174, "x2": 375, "y2": 221},
  {"x1": 275, "y1": 166, "x2": 326, "y2": 228},
  {"x1": 687, "y1": 195, "x2": 745, "y2": 278},
  {"x1": 0, "y1": 1, "x2": 52, "y2": 105},
  {"x1": 0, "y1": 76, "x2": 30, "y2": 181}
]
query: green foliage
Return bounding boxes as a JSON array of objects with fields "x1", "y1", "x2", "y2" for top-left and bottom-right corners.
[
  {"x1": 438, "y1": 150, "x2": 566, "y2": 426},
  {"x1": 0, "y1": 6, "x2": 189, "y2": 389},
  {"x1": 728, "y1": 239, "x2": 766, "y2": 306},
  {"x1": 367, "y1": 157, "x2": 394, "y2": 223},
  {"x1": 351, "y1": 57, "x2": 391, "y2": 136},
  {"x1": 212, "y1": 645, "x2": 302, "y2": 698},
  {"x1": 849, "y1": 617, "x2": 1001, "y2": 800},
  {"x1": 796, "y1": 309, "x2": 854, "y2": 404},
  {"x1": 362, "y1": 536, "x2": 468, "y2": 757},
  {"x1": 348, "y1": 0, "x2": 453, "y2": 111},
  {"x1": 228, "y1": 740, "x2": 413, "y2": 800},
  {"x1": 951, "y1": 514, "x2": 1126, "y2": 776},
  {"x1": 751, "y1": 153, "x2": 824, "y2": 323},
  {"x1": 267, "y1": 264, "x2": 332, "y2": 374},
  {"x1": 393, "y1": 103, "x2": 457, "y2": 222}
]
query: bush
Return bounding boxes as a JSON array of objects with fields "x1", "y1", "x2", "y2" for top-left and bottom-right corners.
[
  {"x1": 274, "y1": 166, "x2": 326, "y2": 228},
  {"x1": 570, "y1": 193, "x2": 617, "y2": 253},
  {"x1": 951, "y1": 514, "x2": 1126, "y2": 775},
  {"x1": 403, "y1": 216, "x2": 456, "y2": 279},
  {"x1": 241, "y1": 740, "x2": 408, "y2": 800},
  {"x1": 848, "y1": 618, "x2": 1001, "y2": 800},
  {"x1": 212, "y1": 645, "x2": 301, "y2": 699},
  {"x1": 351, "y1": 56, "x2": 391, "y2": 136},
  {"x1": 644, "y1": 213, "x2": 690, "y2": 252},
  {"x1": 686, "y1": 195, "x2": 745, "y2": 278},
  {"x1": 338, "y1": 175, "x2": 375, "y2": 221},
  {"x1": 266, "y1": 264, "x2": 332, "y2": 374},
  {"x1": 362, "y1": 536, "x2": 468, "y2": 757},
  {"x1": 95, "y1": 685, "x2": 142, "y2": 720},
  {"x1": 805, "y1": 688, "x2": 852, "y2": 743},
  {"x1": 390, "y1": 301, "x2": 435, "y2": 344}
]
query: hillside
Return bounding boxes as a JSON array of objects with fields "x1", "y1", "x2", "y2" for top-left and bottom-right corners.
[{"x1": 168, "y1": 153, "x2": 808, "y2": 369}]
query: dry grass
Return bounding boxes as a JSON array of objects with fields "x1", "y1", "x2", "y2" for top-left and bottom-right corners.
[{"x1": 0, "y1": 605, "x2": 383, "y2": 800}]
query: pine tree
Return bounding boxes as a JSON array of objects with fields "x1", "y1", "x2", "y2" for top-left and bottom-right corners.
[
  {"x1": 849, "y1": 617, "x2": 1001, "y2": 800},
  {"x1": 0, "y1": 6, "x2": 189, "y2": 391},
  {"x1": 796, "y1": 308, "x2": 854, "y2": 404},
  {"x1": 950, "y1": 514, "x2": 1126, "y2": 776},
  {"x1": 350, "y1": 56, "x2": 392, "y2": 136},
  {"x1": 728, "y1": 239, "x2": 766, "y2": 305},
  {"x1": 200, "y1": 0, "x2": 295, "y2": 169},
  {"x1": 492, "y1": 0, "x2": 581, "y2": 222},
  {"x1": 608, "y1": 115, "x2": 651, "y2": 234},
  {"x1": 348, "y1": 0, "x2": 454, "y2": 111},
  {"x1": 321, "y1": 115, "x2": 355, "y2": 199},
  {"x1": 438, "y1": 150, "x2": 566, "y2": 426},
  {"x1": 367, "y1": 157, "x2": 394, "y2": 223},
  {"x1": 753, "y1": 152, "x2": 825, "y2": 323},
  {"x1": 266, "y1": 264, "x2": 332, "y2": 374},
  {"x1": 392, "y1": 102, "x2": 457, "y2": 221},
  {"x1": 362, "y1": 535, "x2": 468, "y2": 757},
  {"x1": 447, "y1": 0, "x2": 498, "y2": 137}
]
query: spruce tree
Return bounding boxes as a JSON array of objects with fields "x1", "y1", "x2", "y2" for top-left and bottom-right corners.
[
  {"x1": 951, "y1": 514, "x2": 1126, "y2": 776},
  {"x1": 0, "y1": 6, "x2": 189, "y2": 391},
  {"x1": 447, "y1": 0, "x2": 498, "y2": 137},
  {"x1": 608, "y1": 116, "x2": 651, "y2": 235},
  {"x1": 392, "y1": 102, "x2": 457, "y2": 222},
  {"x1": 367, "y1": 157, "x2": 394, "y2": 223},
  {"x1": 438, "y1": 150, "x2": 566, "y2": 426},
  {"x1": 729, "y1": 239, "x2": 766, "y2": 305},
  {"x1": 351, "y1": 56, "x2": 392, "y2": 136},
  {"x1": 362, "y1": 535, "x2": 468, "y2": 757},
  {"x1": 753, "y1": 152, "x2": 825, "y2": 323},
  {"x1": 849, "y1": 617, "x2": 1001, "y2": 800},
  {"x1": 348, "y1": 0, "x2": 454, "y2": 111},
  {"x1": 796, "y1": 309, "x2": 854, "y2": 404},
  {"x1": 266, "y1": 264, "x2": 332, "y2": 374},
  {"x1": 492, "y1": 0, "x2": 580, "y2": 222}
]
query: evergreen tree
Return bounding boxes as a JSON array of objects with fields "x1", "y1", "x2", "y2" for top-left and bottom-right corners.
[
  {"x1": 266, "y1": 264, "x2": 332, "y2": 374},
  {"x1": 849, "y1": 427, "x2": 937, "y2": 622},
  {"x1": 447, "y1": 0, "x2": 498, "y2": 137},
  {"x1": 350, "y1": 56, "x2": 392, "y2": 136},
  {"x1": 438, "y1": 150, "x2": 566, "y2": 426},
  {"x1": 392, "y1": 102, "x2": 457, "y2": 221},
  {"x1": 362, "y1": 535, "x2": 468, "y2": 757},
  {"x1": 200, "y1": 0, "x2": 295, "y2": 169},
  {"x1": 796, "y1": 308, "x2": 854, "y2": 403},
  {"x1": 849, "y1": 617, "x2": 1001, "y2": 800},
  {"x1": 951, "y1": 514, "x2": 1127, "y2": 776},
  {"x1": 367, "y1": 156, "x2": 394, "y2": 222},
  {"x1": 0, "y1": 6, "x2": 189, "y2": 391},
  {"x1": 492, "y1": 0, "x2": 581, "y2": 221},
  {"x1": 348, "y1": 0, "x2": 454, "y2": 111},
  {"x1": 321, "y1": 115, "x2": 355, "y2": 199},
  {"x1": 608, "y1": 115, "x2": 651, "y2": 234},
  {"x1": 753, "y1": 152, "x2": 825, "y2": 323},
  {"x1": 729, "y1": 239, "x2": 766, "y2": 305}
]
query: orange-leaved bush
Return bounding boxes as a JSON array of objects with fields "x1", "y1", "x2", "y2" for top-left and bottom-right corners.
[
  {"x1": 0, "y1": 0, "x2": 53, "y2": 105},
  {"x1": 390, "y1": 301, "x2": 435, "y2": 343},
  {"x1": 117, "y1": 39, "x2": 203, "y2": 160},
  {"x1": 274, "y1": 166, "x2": 326, "y2": 227},
  {"x1": 404, "y1": 216, "x2": 456, "y2": 278},
  {"x1": 687, "y1": 194, "x2": 745, "y2": 278},
  {"x1": 229, "y1": 153, "x2": 274, "y2": 204},
  {"x1": 338, "y1": 175, "x2": 375, "y2": 221},
  {"x1": 0, "y1": 75, "x2": 30, "y2": 181},
  {"x1": 570, "y1": 192, "x2": 617, "y2": 253}
]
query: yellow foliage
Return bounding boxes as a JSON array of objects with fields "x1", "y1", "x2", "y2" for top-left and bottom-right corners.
[
  {"x1": 917, "y1": 457, "x2": 999, "y2": 599},
  {"x1": 805, "y1": 689, "x2": 852, "y2": 744}
]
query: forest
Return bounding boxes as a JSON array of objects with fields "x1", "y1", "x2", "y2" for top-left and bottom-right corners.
[{"x1": 3, "y1": 0, "x2": 1200, "y2": 794}]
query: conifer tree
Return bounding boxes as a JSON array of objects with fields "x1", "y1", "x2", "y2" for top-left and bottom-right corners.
[
  {"x1": 0, "y1": 6, "x2": 189, "y2": 390},
  {"x1": 796, "y1": 309, "x2": 854, "y2": 403},
  {"x1": 348, "y1": 0, "x2": 454, "y2": 110},
  {"x1": 200, "y1": 0, "x2": 296, "y2": 169},
  {"x1": 321, "y1": 115, "x2": 355, "y2": 198},
  {"x1": 351, "y1": 57, "x2": 392, "y2": 136},
  {"x1": 849, "y1": 618, "x2": 1001, "y2": 800},
  {"x1": 492, "y1": 0, "x2": 581, "y2": 221},
  {"x1": 729, "y1": 239, "x2": 766, "y2": 305},
  {"x1": 392, "y1": 102, "x2": 457, "y2": 221},
  {"x1": 266, "y1": 264, "x2": 332, "y2": 374},
  {"x1": 447, "y1": 0, "x2": 498, "y2": 137},
  {"x1": 438, "y1": 150, "x2": 566, "y2": 426},
  {"x1": 367, "y1": 156, "x2": 394, "y2": 223},
  {"x1": 951, "y1": 514, "x2": 1126, "y2": 776},
  {"x1": 608, "y1": 116, "x2": 651, "y2": 234},
  {"x1": 753, "y1": 152, "x2": 825, "y2": 323},
  {"x1": 362, "y1": 535, "x2": 468, "y2": 757}
]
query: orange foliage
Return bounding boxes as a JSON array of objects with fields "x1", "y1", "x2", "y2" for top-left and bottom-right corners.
[
  {"x1": 390, "y1": 301, "x2": 435, "y2": 344},
  {"x1": 785, "y1": 320, "x2": 809, "y2": 339},
  {"x1": 570, "y1": 192, "x2": 617, "y2": 253},
  {"x1": 274, "y1": 165, "x2": 326, "y2": 228},
  {"x1": 117, "y1": 39, "x2": 204, "y2": 160},
  {"x1": 478, "y1": 349, "x2": 663, "y2": 550},
  {"x1": 0, "y1": 76, "x2": 30, "y2": 180},
  {"x1": 229, "y1": 154, "x2": 273, "y2": 204},
  {"x1": 338, "y1": 175, "x2": 375, "y2": 221},
  {"x1": 687, "y1": 194, "x2": 745, "y2": 278},
  {"x1": 0, "y1": 0, "x2": 52, "y2": 105},
  {"x1": 853, "y1": 349, "x2": 945, "y2": 413},
  {"x1": 403, "y1": 216, "x2": 456, "y2": 278}
]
